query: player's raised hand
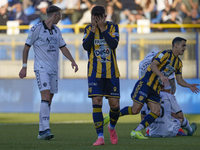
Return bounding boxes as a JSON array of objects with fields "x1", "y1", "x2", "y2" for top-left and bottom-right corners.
[
  {"x1": 19, "y1": 67, "x2": 27, "y2": 79},
  {"x1": 189, "y1": 84, "x2": 199, "y2": 94},
  {"x1": 91, "y1": 16, "x2": 97, "y2": 32},
  {"x1": 71, "y1": 62, "x2": 78, "y2": 73}
]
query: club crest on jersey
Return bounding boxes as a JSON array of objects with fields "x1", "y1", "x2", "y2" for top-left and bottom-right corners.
[
  {"x1": 113, "y1": 87, "x2": 117, "y2": 92},
  {"x1": 139, "y1": 96, "x2": 144, "y2": 101},
  {"x1": 158, "y1": 53, "x2": 164, "y2": 59},
  {"x1": 89, "y1": 87, "x2": 92, "y2": 93}
]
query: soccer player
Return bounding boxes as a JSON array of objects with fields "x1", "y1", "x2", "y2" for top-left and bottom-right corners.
[
  {"x1": 19, "y1": 5, "x2": 78, "y2": 140},
  {"x1": 141, "y1": 84, "x2": 197, "y2": 137},
  {"x1": 139, "y1": 51, "x2": 196, "y2": 136},
  {"x1": 82, "y1": 5, "x2": 120, "y2": 145},
  {"x1": 106, "y1": 37, "x2": 199, "y2": 139}
]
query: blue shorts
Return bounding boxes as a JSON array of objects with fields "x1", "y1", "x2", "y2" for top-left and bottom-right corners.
[
  {"x1": 131, "y1": 80, "x2": 161, "y2": 105},
  {"x1": 88, "y1": 77, "x2": 120, "y2": 99}
]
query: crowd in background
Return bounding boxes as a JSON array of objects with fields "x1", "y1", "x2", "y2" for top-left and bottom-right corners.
[{"x1": 0, "y1": 0, "x2": 200, "y2": 33}]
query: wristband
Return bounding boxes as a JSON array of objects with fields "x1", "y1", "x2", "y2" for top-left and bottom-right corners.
[{"x1": 23, "y1": 63, "x2": 27, "y2": 67}]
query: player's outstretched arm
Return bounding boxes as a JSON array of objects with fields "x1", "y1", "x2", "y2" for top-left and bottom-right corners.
[
  {"x1": 176, "y1": 74, "x2": 199, "y2": 93},
  {"x1": 19, "y1": 45, "x2": 30, "y2": 79},
  {"x1": 60, "y1": 46, "x2": 78, "y2": 72}
]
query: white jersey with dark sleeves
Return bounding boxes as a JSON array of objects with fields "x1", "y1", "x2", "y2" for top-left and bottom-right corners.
[
  {"x1": 25, "y1": 21, "x2": 66, "y2": 74},
  {"x1": 142, "y1": 91, "x2": 182, "y2": 137},
  {"x1": 139, "y1": 52, "x2": 158, "y2": 78}
]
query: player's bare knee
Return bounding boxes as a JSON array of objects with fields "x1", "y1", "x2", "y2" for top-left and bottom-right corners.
[
  {"x1": 152, "y1": 110, "x2": 160, "y2": 117},
  {"x1": 92, "y1": 97, "x2": 102, "y2": 105}
]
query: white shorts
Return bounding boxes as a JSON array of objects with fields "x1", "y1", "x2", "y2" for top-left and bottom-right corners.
[
  {"x1": 35, "y1": 70, "x2": 58, "y2": 93},
  {"x1": 160, "y1": 92, "x2": 182, "y2": 113},
  {"x1": 150, "y1": 119, "x2": 180, "y2": 137}
]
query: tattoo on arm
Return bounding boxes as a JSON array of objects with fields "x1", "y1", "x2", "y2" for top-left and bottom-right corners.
[{"x1": 169, "y1": 78, "x2": 176, "y2": 94}]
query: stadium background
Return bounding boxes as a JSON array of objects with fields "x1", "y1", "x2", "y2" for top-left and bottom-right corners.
[
  {"x1": 0, "y1": 0, "x2": 200, "y2": 114},
  {"x1": 0, "y1": 32, "x2": 199, "y2": 114}
]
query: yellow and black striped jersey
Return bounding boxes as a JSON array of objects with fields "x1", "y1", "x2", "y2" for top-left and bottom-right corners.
[
  {"x1": 140, "y1": 49, "x2": 182, "y2": 93},
  {"x1": 82, "y1": 21, "x2": 120, "y2": 78}
]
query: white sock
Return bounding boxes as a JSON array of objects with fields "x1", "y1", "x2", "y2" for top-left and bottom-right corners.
[
  {"x1": 181, "y1": 117, "x2": 192, "y2": 133},
  {"x1": 135, "y1": 124, "x2": 145, "y2": 131},
  {"x1": 40, "y1": 100, "x2": 50, "y2": 131},
  {"x1": 39, "y1": 110, "x2": 44, "y2": 132}
]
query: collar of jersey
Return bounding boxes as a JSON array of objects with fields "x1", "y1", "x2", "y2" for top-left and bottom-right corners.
[{"x1": 42, "y1": 20, "x2": 55, "y2": 30}]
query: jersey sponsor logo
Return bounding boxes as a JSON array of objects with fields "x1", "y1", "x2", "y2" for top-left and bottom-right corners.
[
  {"x1": 97, "y1": 58, "x2": 111, "y2": 63},
  {"x1": 46, "y1": 37, "x2": 57, "y2": 44},
  {"x1": 139, "y1": 91, "x2": 148, "y2": 97},
  {"x1": 49, "y1": 45, "x2": 56, "y2": 49},
  {"x1": 47, "y1": 50, "x2": 56, "y2": 52},
  {"x1": 110, "y1": 93, "x2": 119, "y2": 96},
  {"x1": 94, "y1": 45, "x2": 111, "y2": 58},
  {"x1": 94, "y1": 39, "x2": 107, "y2": 45}
]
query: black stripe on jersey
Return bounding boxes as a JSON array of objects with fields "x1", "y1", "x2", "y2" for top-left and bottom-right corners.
[
  {"x1": 25, "y1": 43, "x2": 31, "y2": 47},
  {"x1": 59, "y1": 44, "x2": 66, "y2": 49},
  {"x1": 176, "y1": 110, "x2": 182, "y2": 114}
]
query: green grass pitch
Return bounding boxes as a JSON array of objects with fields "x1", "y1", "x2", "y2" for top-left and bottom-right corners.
[{"x1": 0, "y1": 113, "x2": 199, "y2": 150}]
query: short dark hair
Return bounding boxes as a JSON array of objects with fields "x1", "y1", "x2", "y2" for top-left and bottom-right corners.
[
  {"x1": 172, "y1": 37, "x2": 187, "y2": 47},
  {"x1": 46, "y1": 5, "x2": 61, "y2": 16},
  {"x1": 91, "y1": 5, "x2": 105, "y2": 17}
]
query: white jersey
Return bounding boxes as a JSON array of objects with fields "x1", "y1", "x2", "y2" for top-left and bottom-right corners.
[
  {"x1": 26, "y1": 21, "x2": 66, "y2": 74},
  {"x1": 141, "y1": 91, "x2": 182, "y2": 137},
  {"x1": 139, "y1": 52, "x2": 158, "y2": 78}
]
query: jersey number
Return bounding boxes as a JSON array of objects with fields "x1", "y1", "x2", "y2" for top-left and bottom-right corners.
[{"x1": 158, "y1": 101, "x2": 164, "y2": 118}]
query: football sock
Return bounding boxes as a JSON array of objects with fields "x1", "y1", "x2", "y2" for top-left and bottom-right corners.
[
  {"x1": 97, "y1": 133, "x2": 104, "y2": 139},
  {"x1": 119, "y1": 106, "x2": 132, "y2": 116},
  {"x1": 39, "y1": 110, "x2": 44, "y2": 132},
  {"x1": 93, "y1": 105, "x2": 104, "y2": 137},
  {"x1": 135, "y1": 112, "x2": 158, "y2": 131},
  {"x1": 181, "y1": 117, "x2": 193, "y2": 133},
  {"x1": 109, "y1": 107, "x2": 120, "y2": 129},
  {"x1": 40, "y1": 100, "x2": 50, "y2": 131}
]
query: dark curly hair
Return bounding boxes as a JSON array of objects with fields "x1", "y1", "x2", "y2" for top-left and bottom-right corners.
[{"x1": 91, "y1": 5, "x2": 105, "y2": 17}]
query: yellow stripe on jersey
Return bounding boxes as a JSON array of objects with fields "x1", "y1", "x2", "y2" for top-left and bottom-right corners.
[
  {"x1": 112, "y1": 51, "x2": 120, "y2": 77},
  {"x1": 88, "y1": 49, "x2": 94, "y2": 77},
  {"x1": 106, "y1": 55, "x2": 111, "y2": 78},
  {"x1": 95, "y1": 29, "x2": 102, "y2": 78},
  {"x1": 147, "y1": 73, "x2": 156, "y2": 87}
]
